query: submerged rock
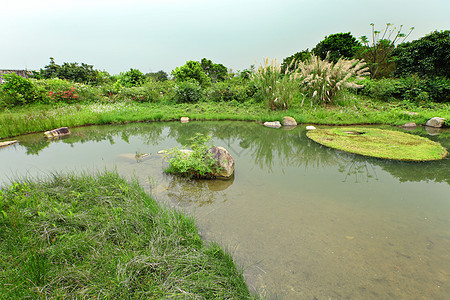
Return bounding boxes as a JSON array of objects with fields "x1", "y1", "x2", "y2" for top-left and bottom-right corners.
[
  {"x1": 0, "y1": 140, "x2": 18, "y2": 148},
  {"x1": 282, "y1": 116, "x2": 297, "y2": 126},
  {"x1": 402, "y1": 122, "x2": 417, "y2": 128},
  {"x1": 264, "y1": 121, "x2": 282, "y2": 128},
  {"x1": 44, "y1": 127, "x2": 70, "y2": 138},
  {"x1": 425, "y1": 117, "x2": 445, "y2": 128},
  {"x1": 208, "y1": 146, "x2": 235, "y2": 179}
]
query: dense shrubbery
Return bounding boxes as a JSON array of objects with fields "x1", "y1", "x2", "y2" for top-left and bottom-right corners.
[
  {"x1": 0, "y1": 73, "x2": 45, "y2": 107},
  {"x1": 359, "y1": 76, "x2": 450, "y2": 103},
  {"x1": 393, "y1": 30, "x2": 450, "y2": 78}
]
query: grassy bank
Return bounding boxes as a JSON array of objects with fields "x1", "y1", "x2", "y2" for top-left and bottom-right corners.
[
  {"x1": 0, "y1": 94, "x2": 449, "y2": 139},
  {"x1": 0, "y1": 171, "x2": 256, "y2": 299}
]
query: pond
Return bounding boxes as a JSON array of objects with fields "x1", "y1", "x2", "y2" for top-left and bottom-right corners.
[{"x1": 1, "y1": 121, "x2": 449, "y2": 299}]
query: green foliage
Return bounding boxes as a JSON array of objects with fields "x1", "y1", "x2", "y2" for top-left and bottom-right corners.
[
  {"x1": 252, "y1": 58, "x2": 300, "y2": 110},
  {"x1": 312, "y1": 32, "x2": 361, "y2": 63},
  {"x1": 165, "y1": 134, "x2": 220, "y2": 179},
  {"x1": 0, "y1": 171, "x2": 254, "y2": 298},
  {"x1": 298, "y1": 54, "x2": 369, "y2": 105},
  {"x1": 206, "y1": 77, "x2": 252, "y2": 103},
  {"x1": 281, "y1": 49, "x2": 311, "y2": 73},
  {"x1": 171, "y1": 60, "x2": 212, "y2": 86},
  {"x1": 34, "y1": 57, "x2": 103, "y2": 85},
  {"x1": 393, "y1": 30, "x2": 450, "y2": 78},
  {"x1": 117, "y1": 68, "x2": 146, "y2": 87},
  {"x1": 173, "y1": 80, "x2": 203, "y2": 103},
  {"x1": 200, "y1": 58, "x2": 228, "y2": 82},
  {"x1": 0, "y1": 73, "x2": 44, "y2": 107},
  {"x1": 359, "y1": 76, "x2": 450, "y2": 103},
  {"x1": 145, "y1": 70, "x2": 169, "y2": 82},
  {"x1": 357, "y1": 23, "x2": 414, "y2": 79}
]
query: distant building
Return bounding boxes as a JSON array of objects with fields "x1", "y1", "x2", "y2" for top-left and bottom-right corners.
[{"x1": 0, "y1": 70, "x2": 33, "y2": 84}]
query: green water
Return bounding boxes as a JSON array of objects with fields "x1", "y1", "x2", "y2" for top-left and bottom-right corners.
[{"x1": 1, "y1": 121, "x2": 449, "y2": 299}]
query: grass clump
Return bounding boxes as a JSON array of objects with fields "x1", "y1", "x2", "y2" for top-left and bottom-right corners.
[
  {"x1": 0, "y1": 171, "x2": 254, "y2": 299},
  {"x1": 307, "y1": 127, "x2": 448, "y2": 161},
  {"x1": 165, "y1": 134, "x2": 222, "y2": 179}
]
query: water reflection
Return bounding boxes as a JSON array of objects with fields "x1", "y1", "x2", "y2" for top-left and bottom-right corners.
[{"x1": 13, "y1": 121, "x2": 449, "y2": 185}]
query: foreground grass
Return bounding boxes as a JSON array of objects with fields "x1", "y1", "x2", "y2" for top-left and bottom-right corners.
[
  {"x1": 0, "y1": 95, "x2": 449, "y2": 139},
  {"x1": 307, "y1": 127, "x2": 448, "y2": 161},
  {"x1": 0, "y1": 171, "x2": 255, "y2": 299}
]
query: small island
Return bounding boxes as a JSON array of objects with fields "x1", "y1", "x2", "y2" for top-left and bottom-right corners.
[{"x1": 306, "y1": 127, "x2": 448, "y2": 161}]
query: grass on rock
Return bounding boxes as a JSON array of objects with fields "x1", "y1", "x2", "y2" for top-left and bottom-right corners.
[
  {"x1": 306, "y1": 127, "x2": 448, "y2": 161},
  {"x1": 0, "y1": 171, "x2": 255, "y2": 299}
]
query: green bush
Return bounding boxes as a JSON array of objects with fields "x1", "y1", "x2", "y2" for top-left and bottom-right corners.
[
  {"x1": 312, "y1": 32, "x2": 361, "y2": 63},
  {"x1": 359, "y1": 76, "x2": 450, "y2": 103},
  {"x1": 35, "y1": 79, "x2": 102, "y2": 104},
  {"x1": 173, "y1": 80, "x2": 203, "y2": 103},
  {"x1": 117, "y1": 68, "x2": 146, "y2": 87},
  {"x1": 172, "y1": 61, "x2": 211, "y2": 86},
  {"x1": 165, "y1": 134, "x2": 220, "y2": 179},
  {"x1": 393, "y1": 30, "x2": 450, "y2": 78},
  {"x1": 206, "y1": 78, "x2": 250, "y2": 103},
  {"x1": 0, "y1": 73, "x2": 45, "y2": 107}
]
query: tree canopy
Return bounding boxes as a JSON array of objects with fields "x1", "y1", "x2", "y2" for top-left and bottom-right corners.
[{"x1": 312, "y1": 32, "x2": 361, "y2": 62}]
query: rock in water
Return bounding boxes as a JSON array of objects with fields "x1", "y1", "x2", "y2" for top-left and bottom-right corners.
[
  {"x1": 402, "y1": 122, "x2": 417, "y2": 128},
  {"x1": 44, "y1": 127, "x2": 70, "y2": 138},
  {"x1": 425, "y1": 117, "x2": 445, "y2": 128},
  {"x1": 282, "y1": 116, "x2": 297, "y2": 126},
  {"x1": 180, "y1": 117, "x2": 189, "y2": 123},
  {"x1": 208, "y1": 146, "x2": 235, "y2": 179},
  {"x1": 264, "y1": 121, "x2": 282, "y2": 128},
  {"x1": 306, "y1": 125, "x2": 316, "y2": 130},
  {"x1": 0, "y1": 140, "x2": 18, "y2": 148}
]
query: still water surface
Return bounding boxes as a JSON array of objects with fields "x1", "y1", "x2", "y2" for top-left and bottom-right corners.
[{"x1": 1, "y1": 121, "x2": 449, "y2": 299}]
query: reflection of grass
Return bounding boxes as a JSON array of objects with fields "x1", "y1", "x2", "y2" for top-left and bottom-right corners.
[
  {"x1": 0, "y1": 171, "x2": 255, "y2": 299},
  {"x1": 307, "y1": 127, "x2": 448, "y2": 161}
]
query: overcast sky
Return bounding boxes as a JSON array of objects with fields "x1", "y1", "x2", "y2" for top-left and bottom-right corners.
[{"x1": 2, "y1": 0, "x2": 449, "y2": 75}]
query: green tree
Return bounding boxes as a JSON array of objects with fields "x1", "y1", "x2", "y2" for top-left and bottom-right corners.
[
  {"x1": 118, "y1": 68, "x2": 146, "y2": 87},
  {"x1": 392, "y1": 30, "x2": 450, "y2": 78},
  {"x1": 146, "y1": 70, "x2": 169, "y2": 82},
  {"x1": 200, "y1": 58, "x2": 228, "y2": 82},
  {"x1": 171, "y1": 61, "x2": 211, "y2": 86},
  {"x1": 312, "y1": 32, "x2": 361, "y2": 63},
  {"x1": 35, "y1": 58, "x2": 102, "y2": 84}
]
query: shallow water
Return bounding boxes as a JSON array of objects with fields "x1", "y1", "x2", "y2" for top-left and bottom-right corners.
[{"x1": 1, "y1": 121, "x2": 449, "y2": 299}]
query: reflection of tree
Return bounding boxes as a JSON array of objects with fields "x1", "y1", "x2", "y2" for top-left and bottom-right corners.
[{"x1": 16, "y1": 121, "x2": 449, "y2": 185}]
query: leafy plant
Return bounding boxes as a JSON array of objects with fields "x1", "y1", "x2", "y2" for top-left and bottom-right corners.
[
  {"x1": 165, "y1": 134, "x2": 221, "y2": 179},
  {"x1": 252, "y1": 58, "x2": 299, "y2": 110},
  {"x1": 297, "y1": 54, "x2": 369, "y2": 106},
  {"x1": 200, "y1": 58, "x2": 228, "y2": 82},
  {"x1": 281, "y1": 49, "x2": 311, "y2": 73},
  {"x1": 0, "y1": 73, "x2": 44, "y2": 107},
  {"x1": 173, "y1": 80, "x2": 203, "y2": 103}
]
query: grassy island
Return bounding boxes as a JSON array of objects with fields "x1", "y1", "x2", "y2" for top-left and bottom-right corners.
[{"x1": 306, "y1": 127, "x2": 448, "y2": 161}]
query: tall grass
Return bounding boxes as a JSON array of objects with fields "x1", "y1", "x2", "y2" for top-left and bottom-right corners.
[
  {"x1": 0, "y1": 171, "x2": 256, "y2": 299},
  {"x1": 297, "y1": 54, "x2": 369, "y2": 106},
  {"x1": 252, "y1": 58, "x2": 300, "y2": 110}
]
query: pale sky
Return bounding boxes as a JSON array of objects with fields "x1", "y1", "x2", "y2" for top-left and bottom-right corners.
[{"x1": 2, "y1": 0, "x2": 449, "y2": 75}]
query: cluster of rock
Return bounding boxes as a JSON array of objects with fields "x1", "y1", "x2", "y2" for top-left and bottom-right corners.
[{"x1": 264, "y1": 116, "x2": 297, "y2": 128}]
